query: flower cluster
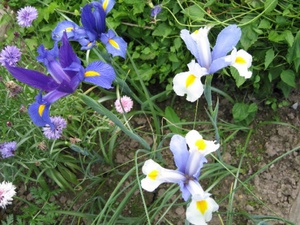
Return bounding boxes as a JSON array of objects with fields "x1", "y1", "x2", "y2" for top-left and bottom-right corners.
[
  {"x1": 173, "y1": 25, "x2": 252, "y2": 102},
  {"x1": 0, "y1": 141, "x2": 17, "y2": 159},
  {"x1": 141, "y1": 130, "x2": 220, "y2": 224},
  {"x1": 0, "y1": 45, "x2": 21, "y2": 67},
  {"x1": 114, "y1": 95, "x2": 134, "y2": 113},
  {"x1": 16, "y1": 6, "x2": 38, "y2": 27},
  {"x1": 5, "y1": 32, "x2": 116, "y2": 130},
  {"x1": 42, "y1": 116, "x2": 67, "y2": 140},
  {"x1": 0, "y1": 181, "x2": 16, "y2": 208},
  {"x1": 52, "y1": 0, "x2": 127, "y2": 58}
]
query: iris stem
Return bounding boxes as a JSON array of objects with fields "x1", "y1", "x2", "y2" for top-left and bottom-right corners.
[{"x1": 204, "y1": 75, "x2": 222, "y2": 161}]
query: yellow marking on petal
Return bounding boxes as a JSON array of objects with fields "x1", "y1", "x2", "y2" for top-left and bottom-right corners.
[
  {"x1": 38, "y1": 104, "x2": 46, "y2": 117},
  {"x1": 196, "y1": 200, "x2": 208, "y2": 214},
  {"x1": 85, "y1": 71, "x2": 100, "y2": 77},
  {"x1": 109, "y1": 39, "x2": 120, "y2": 49},
  {"x1": 235, "y1": 56, "x2": 246, "y2": 64},
  {"x1": 195, "y1": 139, "x2": 207, "y2": 151},
  {"x1": 186, "y1": 74, "x2": 196, "y2": 88},
  {"x1": 148, "y1": 170, "x2": 159, "y2": 180},
  {"x1": 87, "y1": 42, "x2": 92, "y2": 47},
  {"x1": 193, "y1": 29, "x2": 199, "y2": 35},
  {"x1": 103, "y1": 0, "x2": 108, "y2": 11},
  {"x1": 65, "y1": 27, "x2": 74, "y2": 32}
]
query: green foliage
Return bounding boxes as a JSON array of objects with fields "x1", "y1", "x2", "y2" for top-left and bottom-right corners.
[
  {"x1": 232, "y1": 102, "x2": 258, "y2": 126},
  {"x1": 18, "y1": 187, "x2": 61, "y2": 224}
]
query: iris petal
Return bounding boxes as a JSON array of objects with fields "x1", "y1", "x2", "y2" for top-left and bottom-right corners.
[
  {"x1": 52, "y1": 21, "x2": 80, "y2": 41},
  {"x1": 180, "y1": 29, "x2": 201, "y2": 64},
  {"x1": 5, "y1": 64, "x2": 58, "y2": 92},
  {"x1": 170, "y1": 135, "x2": 190, "y2": 173},
  {"x1": 28, "y1": 97, "x2": 53, "y2": 128},
  {"x1": 84, "y1": 61, "x2": 116, "y2": 89},
  {"x1": 100, "y1": 30, "x2": 127, "y2": 58},
  {"x1": 211, "y1": 25, "x2": 241, "y2": 60},
  {"x1": 100, "y1": 0, "x2": 115, "y2": 13},
  {"x1": 59, "y1": 32, "x2": 82, "y2": 79},
  {"x1": 209, "y1": 56, "x2": 231, "y2": 74}
]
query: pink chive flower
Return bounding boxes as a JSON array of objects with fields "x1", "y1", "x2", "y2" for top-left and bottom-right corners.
[
  {"x1": 114, "y1": 95, "x2": 133, "y2": 113},
  {"x1": 16, "y1": 6, "x2": 38, "y2": 27},
  {"x1": 42, "y1": 116, "x2": 67, "y2": 140},
  {"x1": 0, "y1": 46, "x2": 21, "y2": 66},
  {"x1": 0, "y1": 181, "x2": 16, "y2": 208}
]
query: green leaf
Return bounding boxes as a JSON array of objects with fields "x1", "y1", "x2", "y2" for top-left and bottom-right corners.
[
  {"x1": 230, "y1": 67, "x2": 246, "y2": 87},
  {"x1": 241, "y1": 22, "x2": 259, "y2": 49},
  {"x1": 280, "y1": 69, "x2": 296, "y2": 88},
  {"x1": 258, "y1": 19, "x2": 271, "y2": 29},
  {"x1": 264, "y1": 0, "x2": 278, "y2": 13},
  {"x1": 287, "y1": 31, "x2": 300, "y2": 71},
  {"x1": 284, "y1": 30, "x2": 294, "y2": 47},
  {"x1": 80, "y1": 94, "x2": 151, "y2": 150},
  {"x1": 152, "y1": 23, "x2": 172, "y2": 38},
  {"x1": 164, "y1": 106, "x2": 182, "y2": 134},
  {"x1": 277, "y1": 81, "x2": 292, "y2": 98},
  {"x1": 264, "y1": 49, "x2": 275, "y2": 70},
  {"x1": 232, "y1": 102, "x2": 258, "y2": 126},
  {"x1": 183, "y1": 5, "x2": 205, "y2": 21}
]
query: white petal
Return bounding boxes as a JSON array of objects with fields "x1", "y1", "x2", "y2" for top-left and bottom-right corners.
[
  {"x1": 141, "y1": 159, "x2": 185, "y2": 192},
  {"x1": 191, "y1": 27, "x2": 212, "y2": 69},
  {"x1": 185, "y1": 130, "x2": 203, "y2": 150},
  {"x1": 173, "y1": 64, "x2": 205, "y2": 102},
  {"x1": 230, "y1": 48, "x2": 253, "y2": 78},
  {"x1": 186, "y1": 193, "x2": 219, "y2": 225}
]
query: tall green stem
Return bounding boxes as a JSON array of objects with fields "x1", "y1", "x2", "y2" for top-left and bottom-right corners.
[{"x1": 204, "y1": 75, "x2": 221, "y2": 160}]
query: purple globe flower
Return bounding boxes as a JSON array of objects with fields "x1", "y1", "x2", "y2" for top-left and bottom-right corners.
[
  {"x1": 0, "y1": 46, "x2": 21, "y2": 66},
  {"x1": 42, "y1": 116, "x2": 67, "y2": 140},
  {"x1": 17, "y1": 6, "x2": 38, "y2": 27},
  {"x1": 0, "y1": 141, "x2": 17, "y2": 158}
]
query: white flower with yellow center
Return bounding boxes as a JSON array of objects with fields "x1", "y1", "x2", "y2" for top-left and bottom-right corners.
[
  {"x1": 230, "y1": 48, "x2": 252, "y2": 79},
  {"x1": 186, "y1": 192, "x2": 219, "y2": 225},
  {"x1": 173, "y1": 60, "x2": 208, "y2": 102}
]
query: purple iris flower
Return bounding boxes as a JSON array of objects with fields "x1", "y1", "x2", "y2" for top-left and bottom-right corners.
[
  {"x1": 5, "y1": 33, "x2": 116, "y2": 129},
  {"x1": 81, "y1": 2, "x2": 106, "y2": 41},
  {"x1": 51, "y1": 1, "x2": 127, "y2": 57}
]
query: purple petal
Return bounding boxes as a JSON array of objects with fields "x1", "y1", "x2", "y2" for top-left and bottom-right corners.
[
  {"x1": 43, "y1": 88, "x2": 71, "y2": 104},
  {"x1": 5, "y1": 64, "x2": 58, "y2": 92},
  {"x1": 36, "y1": 43, "x2": 58, "y2": 65},
  {"x1": 84, "y1": 61, "x2": 116, "y2": 89},
  {"x1": 211, "y1": 25, "x2": 241, "y2": 60},
  {"x1": 52, "y1": 21, "x2": 80, "y2": 41},
  {"x1": 59, "y1": 33, "x2": 81, "y2": 70},
  {"x1": 28, "y1": 96, "x2": 53, "y2": 128},
  {"x1": 180, "y1": 29, "x2": 201, "y2": 64},
  {"x1": 185, "y1": 150, "x2": 207, "y2": 179},
  {"x1": 100, "y1": 0, "x2": 115, "y2": 13},
  {"x1": 81, "y1": 3, "x2": 106, "y2": 40},
  {"x1": 179, "y1": 181, "x2": 191, "y2": 201},
  {"x1": 101, "y1": 30, "x2": 127, "y2": 58},
  {"x1": 170, "y1": 135, "x2": 190, "y2": 173},
  {"x1": 209, "y1": 56, "x2": 231, "y2": 74}
]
